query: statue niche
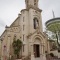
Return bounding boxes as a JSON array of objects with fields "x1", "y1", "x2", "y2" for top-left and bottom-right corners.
[{"x1": 33, "y1": 18, "x2": 39, "y2": 29}]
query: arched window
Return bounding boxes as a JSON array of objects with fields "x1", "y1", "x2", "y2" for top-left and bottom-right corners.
[{"x1": 33, "y1": 18, "x2": 39, "y2": 29}]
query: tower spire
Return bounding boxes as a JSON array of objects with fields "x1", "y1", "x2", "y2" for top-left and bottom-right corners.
[{"x1": 52, "y1": 10, "x2": 55, "y2": 18}]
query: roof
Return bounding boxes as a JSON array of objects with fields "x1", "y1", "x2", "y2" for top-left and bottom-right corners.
[{"x1": 45, "y1": 17, "x2": 60, "y2": 26}]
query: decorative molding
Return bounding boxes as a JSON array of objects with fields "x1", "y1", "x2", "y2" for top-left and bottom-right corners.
[
  {"x1": 27, "y1": 29, "x2": 46, "y2": 39},
  {"x1": 27, "y1": 5, "x2": 42, "y2": 12},
  {"x1": 21, "y1": 5, "x2": 42, "y2": 13}
]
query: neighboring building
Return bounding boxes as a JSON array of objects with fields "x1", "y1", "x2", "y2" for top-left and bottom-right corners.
[
  {"x1": 45, "y1": 17, "x2": 60, "y2": 41},
  {"x1": 0, "y1": 0, "x2": 48, "y2": 60},
  {"x1": 45, "y1": 17, "x2": 60, "y2": 58}
]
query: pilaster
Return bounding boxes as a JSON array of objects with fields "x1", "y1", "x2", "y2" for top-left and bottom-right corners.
[{"x1": 31, "y1": 43, "x2": 35, "y2": 60}]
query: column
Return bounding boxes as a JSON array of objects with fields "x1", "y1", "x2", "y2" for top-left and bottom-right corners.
[
  {"x1": 7, "y1": 36, "x2": 11, "y2": 59},
  {"x1": 42, "y1": 43, "x2": 46, "y2": 60},
  {"x1": 40, "y1": 43, "x2": 46, "y2": 60},
  {"x1": 31, "y1": 43, "x2": 35, "y2": 60}
]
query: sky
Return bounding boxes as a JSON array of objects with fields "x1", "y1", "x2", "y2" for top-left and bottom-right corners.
[{"x1": 0, "y1": 0, "x2": 60, "y2": 35}]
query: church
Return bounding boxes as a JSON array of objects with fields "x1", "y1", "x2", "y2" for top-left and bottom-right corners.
[{"x1": 0, "y1": 0, "x2": 49, "y2": 60}]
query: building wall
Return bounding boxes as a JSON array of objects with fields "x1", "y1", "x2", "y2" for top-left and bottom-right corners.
[{"x1": 0, "y1": 0, "x2": 48, "y2": 60}]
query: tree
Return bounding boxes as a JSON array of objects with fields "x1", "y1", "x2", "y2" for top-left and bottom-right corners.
[
  {"x1": 12, "y1": 39, "x2": 22, "y2": 59},
  {"x1": 46, "y1": 21, "x2": 60, "y2": 48},
  {"x1": 47, "y1": 23, "x2": 60, "y2": 44}
]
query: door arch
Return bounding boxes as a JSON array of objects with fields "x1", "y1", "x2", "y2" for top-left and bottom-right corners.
[
  {"x1": 33, "y1": 38, "x2": 41, "y2": 58},
  {"x1": 34, "y1": 44, "x2": 40, "y2": 57}
]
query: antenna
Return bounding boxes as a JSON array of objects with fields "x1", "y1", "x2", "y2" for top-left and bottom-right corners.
[{"x1": 52, "y1": 10, "x2": 55, "y2": 18}]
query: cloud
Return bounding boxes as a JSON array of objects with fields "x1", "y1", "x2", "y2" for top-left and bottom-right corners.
[
  {"x1": 0, "y1": 27, "x2": 5, "y2": 36},
  {"x1": 0, "y1": 18, "x2": 6, "y2": 36},
  {"x1": 39, "y1": 0, "x2": 60, "y2": 31},
  {"x1": 0, "y1": 0, "x2": 60, "y2": 35},
  {"x1": 0, "y1": 18, "x2": 6, "y2": 27}
]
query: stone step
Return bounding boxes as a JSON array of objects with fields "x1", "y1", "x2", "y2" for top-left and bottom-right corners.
[{"x1": 35, "y1": 58, "x2": 40, "y2": 60}]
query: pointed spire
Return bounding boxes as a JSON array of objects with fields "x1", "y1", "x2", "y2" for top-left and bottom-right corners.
[{"x1": 52, "y1": 10, "x2": 55, "y2": 18}]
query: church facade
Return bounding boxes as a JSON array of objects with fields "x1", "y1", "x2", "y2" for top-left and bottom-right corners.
[{"x1": 0, "y1": 0, "x2": 49, "y2": 60}]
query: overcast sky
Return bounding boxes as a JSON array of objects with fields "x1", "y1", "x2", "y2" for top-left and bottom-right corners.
[{"x1": 0, "y1": 0, "x2": 60, "y2": 35}]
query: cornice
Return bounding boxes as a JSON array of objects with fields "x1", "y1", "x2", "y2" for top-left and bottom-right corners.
[
  {"x1": 21, "y1": 9, "x2": 28, "y2": 12},
  {"x1": 21, "y1": 5, "x2": 42, "y2": 13},
  {"x1": 27, "y1": 5, "x2": 42, "y2": 12}
]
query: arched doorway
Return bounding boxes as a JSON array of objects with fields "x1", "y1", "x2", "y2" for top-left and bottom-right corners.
[
  {"x1": 33, "y1": 38, "x2": 41, "y2": 58},
  {"x1": 34, "y1": 44, "x2": 40, "y2": 57}
]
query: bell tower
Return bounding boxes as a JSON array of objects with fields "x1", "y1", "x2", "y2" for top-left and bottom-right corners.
[
  {"x1": 25, "y1": 0, "x2": 39, "y2": 8},
  {"x1": 25, "y1": 0, "x2": 43, "y2": 33}
]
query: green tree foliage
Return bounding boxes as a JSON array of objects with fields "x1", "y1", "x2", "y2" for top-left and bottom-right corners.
[
  {"x1": 46, "y1": 22, "x2": 60, "y2": 49},
  {"x1": 47, "y1": 22, "x2": 60, "y2": 33},
  {"x1": 12, "y1": 39, "x2": 22, "y2": 59}
]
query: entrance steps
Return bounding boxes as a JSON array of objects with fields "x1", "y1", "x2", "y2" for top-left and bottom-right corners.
[
  {"x1": 35, "y1": 57, "x2": 46, "y2": 60},
  {"x1": 35, "y1": 58, "x2": 40, "y2": 60}
]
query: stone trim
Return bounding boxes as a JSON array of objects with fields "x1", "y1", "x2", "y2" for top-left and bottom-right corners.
[{"x1": 21, "y1": 5, "x2": 42, "y2": 13}]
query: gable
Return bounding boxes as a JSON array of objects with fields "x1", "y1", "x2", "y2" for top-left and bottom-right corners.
[
  {"x1": 10, "y1": 17, "x2": 20, "y2": 27},
  {"x1": 27, "y1": 30, "x2": 46, "y2": 39}
]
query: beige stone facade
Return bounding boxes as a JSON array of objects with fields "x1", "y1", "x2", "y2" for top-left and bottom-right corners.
[{"x1": 0, "y1": 0, "x2": 49, "y2": 60}]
